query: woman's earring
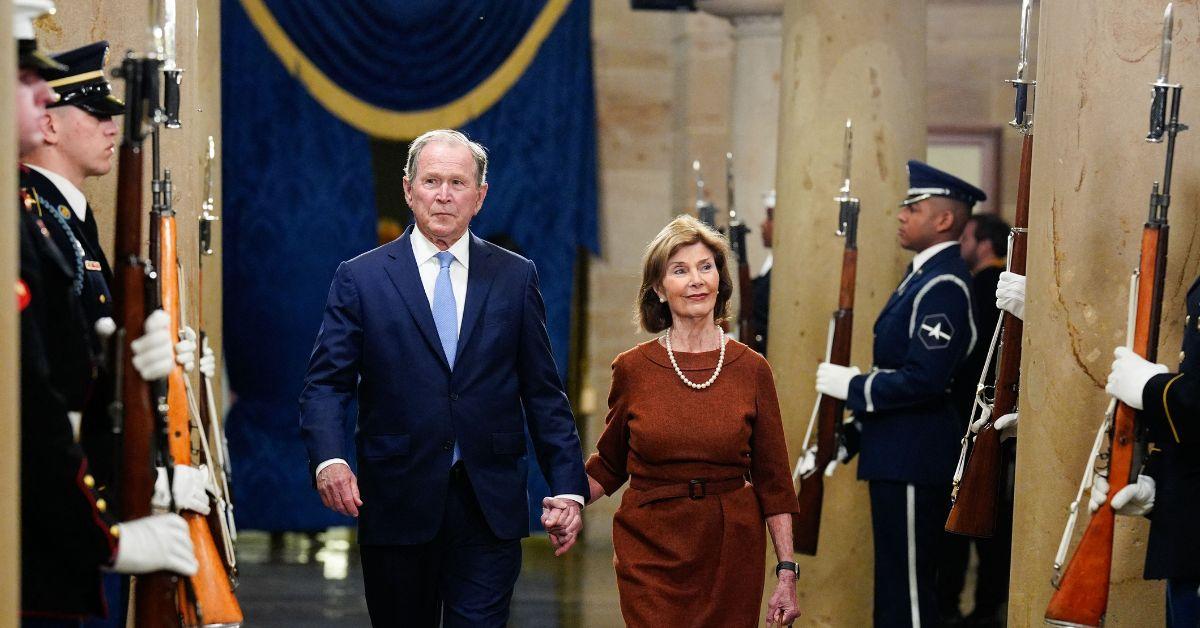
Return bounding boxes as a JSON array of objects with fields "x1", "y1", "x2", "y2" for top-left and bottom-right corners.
[{"x1": 658, "y1": 295, "x2": 666, "y2": 303}]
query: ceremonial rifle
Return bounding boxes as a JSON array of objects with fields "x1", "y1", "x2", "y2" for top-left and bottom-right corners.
[
  {"x1": 793, "y1": 120, "x2": 859, "y2": 555},
  {"x1": 153, "y1": 4, "x2": 244, "y2": 621},
  {"x1": 1045, "y1": 5, "x2": 1185, "y2": 625},
  {"x1": 725, "y1": 152, "x2": 755, "y2": 345},
  {"x1": 693, "y1": 160, "x2": 718, "y2": 228},
  {"x1": 945, "y1": 0, "x2": 1035, "y2": 538}
]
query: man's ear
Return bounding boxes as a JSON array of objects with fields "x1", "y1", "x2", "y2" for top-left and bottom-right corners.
[
  {"x1": 37, "y1": 112, "x2": 56, "y2": 145},
  {"x1": 401, "y1": 176, "x2": 412, "y2": 205}
]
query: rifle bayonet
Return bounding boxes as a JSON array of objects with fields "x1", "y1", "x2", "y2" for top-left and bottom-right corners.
[
  {"x1": 693, "y1": 159, "x2": 717, "y2": 228},
  {"x1": 834, "y1": 119, "x2": 860, "y2": 247},
  {"x1": 1148, "y1": 3, "x2": 1176, "y2": 143},
  {"x1": 200, "y1": 136, "x2": 219, "y2": 256},
  {"x1": 1006, "y1": 0, "x2": 1036, "y2": 133}
]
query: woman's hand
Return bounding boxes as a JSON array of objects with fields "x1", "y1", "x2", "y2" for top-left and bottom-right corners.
[{"x1": 766, "y1": 572, "x2": 800, "y2": 625}]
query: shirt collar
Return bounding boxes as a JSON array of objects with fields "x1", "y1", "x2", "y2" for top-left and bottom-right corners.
[
  {"x1": 410, "y1": 227, "x2": 471, "y2": 269},
  {"x1": 911, "y1": 240, "x2": 959, "y2": 273},
  {"x1": 24, "y1": 163, "x2": 87, "y2": 221}
]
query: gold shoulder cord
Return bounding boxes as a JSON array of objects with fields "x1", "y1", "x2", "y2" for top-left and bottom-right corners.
[{"x1": 1160, "y1": 373, "x2": 1186, "y2": 443}]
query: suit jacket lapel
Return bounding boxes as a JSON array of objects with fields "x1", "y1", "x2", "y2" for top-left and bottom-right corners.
[
  {"x1": 456, "y1": 232, "x2": 495, "y2": 357},
  {"x1": 383, "y1": 227, "x2": 450, "y2": 370}
]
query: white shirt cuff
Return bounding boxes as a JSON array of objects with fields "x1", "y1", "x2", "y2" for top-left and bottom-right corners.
[
  {"x1": 315, "y1": 458, "x2": 349, "y2": 480},
  {"x1": 555, "y1": 494, "x2": 585, "y2": 508}
]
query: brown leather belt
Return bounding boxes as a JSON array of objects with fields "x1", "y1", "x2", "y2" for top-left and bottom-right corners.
[{"x1": 628, "y1": 476, "x2": 748, "y2": 507}]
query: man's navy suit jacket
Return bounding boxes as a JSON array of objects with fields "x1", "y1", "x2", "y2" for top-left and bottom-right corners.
[{"x1": 299, "y1": 227, "x2": 588, "y2": 545}]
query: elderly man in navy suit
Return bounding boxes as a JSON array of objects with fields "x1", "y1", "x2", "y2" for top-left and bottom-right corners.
[
  {"x1": 300, "y1": 129, "x2": 588, "y2": 627},
  {"x1": 816, "y1": 161, "x2": 983, "y2": 627}
]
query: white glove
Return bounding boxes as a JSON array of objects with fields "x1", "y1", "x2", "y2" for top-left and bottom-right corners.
[
  {"x1": 969, "y1": 406, "x2": 994, "y2": 434},
  {"x1": 130, "y1": 309, "x2": 174, "y2": 381},
  {"x1": 175, "y1": 325, "x2": 197, "y2": 373},
  {"x1": 816, "y1": 362, "x2": 861, "y2": 401},
  {"x1": 993, "y1": 412, "x2": 1018, "y2": 442},
  {"x1": 995, "y1": 271, "x2": 1026, "y2": 321},
  {"x1": 111, "y1": 513, "x2": 198, "y2": 575},
  {"x1": 199, "y1": 337, "x2": 216, "y2": 379},
  {"x1": 1106, "y1": 346, "x2": 1168, "y2": 410},
  {"x1": 796, "y1": 445, "x2": 847, "y2": 479},
  {"x1": 152, "y1": 465, "x2": 211, "y2": 515},
  {"x1": 1089, "y1": 473, "x2": 1155, "y2": 516},
  {"x1": 94, "y1": 316, "x2": 116, "y2": 340}
]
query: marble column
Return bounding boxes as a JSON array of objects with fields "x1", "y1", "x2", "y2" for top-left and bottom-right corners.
[
  {"x1": 1009, "y1": 1, "x2": 1200, "y2": 624},
  {"x1": 697, "y1": 0, "x2": 783, "y2": 273},
  {"x1": 771, "y1": 1, "x2": 926, "y2": 624},
  {"x1": 1, "y1": 1, "x2": 17, "y2": 618}
]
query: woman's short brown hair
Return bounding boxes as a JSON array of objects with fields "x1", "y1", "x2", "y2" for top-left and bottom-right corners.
[{"x1": 636, "y1": 214, "x2": 734, "y2": 333}]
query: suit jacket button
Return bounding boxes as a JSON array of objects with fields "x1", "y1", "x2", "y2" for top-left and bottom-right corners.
[
  {"x1": 442, "y1": 440, "x2": 454, "y2": 451},
  {"x1": 449, "y1": 393, "x2": 459, "y2": 401}
]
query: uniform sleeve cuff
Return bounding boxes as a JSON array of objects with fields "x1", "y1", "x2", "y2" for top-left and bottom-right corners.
[{"x1": 554, "y1": 494, "x2": 585, "y2": 508}]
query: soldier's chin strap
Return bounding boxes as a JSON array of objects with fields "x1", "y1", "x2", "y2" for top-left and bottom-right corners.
[{"x1": 1051, "y1": 269, "x2": 1139, "y2": 581}]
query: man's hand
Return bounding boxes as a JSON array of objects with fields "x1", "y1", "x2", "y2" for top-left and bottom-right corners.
[
  {"x1": 176, "y1": 326, "x2": 197, "y2": 373},
  {"x1": 317, "y1": 463, "x2": 362, "y2": 517},
  {"x1": 130, "y1": 309, "x2": 175, "y2": 381},
  {"x1": 152, "y1": 464, "x2": 211, "y2": 515},
  {"x1": 1106, "y1": 346, "x2": 1169, "y2": 410},
  {"x1": 996, "y1": 271, "x2": 1026, "y2": 321},
  {"x1": 111, "y1": 513, "x2": 198, "y2": 576},
  {"x1": 199, "y1": 337, "x2": 216, "y2": 379},
  {"x1": 993, "y1": 412, "x2": 1018, "y2": 442},
  {"x1": 766, "y1": 571, "x2": 801, "y2": 625},
  {"x1": 540, "y1": 496, "x2": 582, "y2": 557},
  {"x1": 815, "y1": 363, "x2": 860, "y2": 401},
  {"x1": 1089, "y1": 473, "x2": 1155, "y2": 516}
]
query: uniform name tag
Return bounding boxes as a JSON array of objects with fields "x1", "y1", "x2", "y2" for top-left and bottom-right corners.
[{"x1": 85, "y1": 260, "x2": 102, "y2": 271}]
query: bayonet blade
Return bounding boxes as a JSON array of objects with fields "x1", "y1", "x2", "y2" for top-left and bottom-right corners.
[
  {"x1": 162, "y1": 0, "x2": 177, "y2": 70},
  {"x1": 1015, "y1": 0, "x2": 1032, "y2": 81},
  {"x1": 1156, "y1": 3, "x2": 1174, "y2": 85},
  {"x1": 836, "y1": 119, "x2": 853, "y2": 200}
]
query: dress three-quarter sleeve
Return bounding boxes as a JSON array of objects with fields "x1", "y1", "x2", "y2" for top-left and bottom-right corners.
[
  {"x1": 750, "y1": 357, "x2": 801, "y2": 517},
  {"x1": 586, "y1": 356, "x2": 632, "y2": 495}
]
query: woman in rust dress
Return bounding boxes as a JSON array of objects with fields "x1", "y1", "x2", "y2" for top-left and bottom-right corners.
[{"x1": 585, "y1": 215, "x2": 802, "y2": 626}]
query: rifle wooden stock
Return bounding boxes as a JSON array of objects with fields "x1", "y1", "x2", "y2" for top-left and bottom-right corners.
[
  {"x1": 794, "y1": 247, "x2": 856, "y2": 555},
  {"x1": 160, "y1": 214, "x2": 243, "y2": 626},
  {"x1": 1045, "y1": 225, "x2": 1165, "y2": 627},
  {"x1": 736, "y1": 258, "x2": 754, "y2": 346},
  {"x1": 946, "y1": 132, "x2": 1033, "y2": 537}
]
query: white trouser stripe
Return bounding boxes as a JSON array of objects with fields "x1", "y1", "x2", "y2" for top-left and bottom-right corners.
[{"x1": 907, "y1": 483, "x2": 921, "y2": 628}]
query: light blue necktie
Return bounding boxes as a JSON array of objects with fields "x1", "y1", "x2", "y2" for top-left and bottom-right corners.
[{"x1": 432, "y1": 251, "x2": 461, "y2": 464}]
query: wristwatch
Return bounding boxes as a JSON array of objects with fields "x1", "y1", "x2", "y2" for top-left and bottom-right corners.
[{"x1": 775, "y1": 560, "x2": 799, "y2": 577}]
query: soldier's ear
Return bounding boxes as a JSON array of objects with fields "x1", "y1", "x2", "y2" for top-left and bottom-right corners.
[{"x1": 37, "y1": 112, "x2": 56, "y2": 145}]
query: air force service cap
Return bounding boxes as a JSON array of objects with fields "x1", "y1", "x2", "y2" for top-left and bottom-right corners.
[
  {"x1": 902, "y1": 160, "x2": 987, "y2": 208},
  {"x1": 14, "y1": 0, "x2": 66, "y2": 74},
  {"x1": 45, "y1": 41, "x2": 125, "y2": 116}
]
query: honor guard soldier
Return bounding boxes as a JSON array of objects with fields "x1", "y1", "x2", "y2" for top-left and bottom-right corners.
[
  {"x1": 14, "y1": 4, "x2": 198, "y2": 625},
  {"x1": 750, "y1": 189, "x2": 774, "y2": 356},
  {"x1": 1099, "y1": 277, "x2": 1200, "y2": 625},
  {"x1": 816, "y1": 160, "x2": 984, "y2": 627}
]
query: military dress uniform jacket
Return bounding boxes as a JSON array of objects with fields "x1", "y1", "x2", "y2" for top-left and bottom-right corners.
[
  {"x1": 19, "y1": 182, "x2": 120, "y2": 619},
  {"x1": 21, "y1": 166, "x2": 121, "y2": 495},
  {"x1": 1138, "y1": 275, "x2": 1200, "y2": 580},
  {"x1": 845, "y1": 244, "x2": 976, "y2": 486}
]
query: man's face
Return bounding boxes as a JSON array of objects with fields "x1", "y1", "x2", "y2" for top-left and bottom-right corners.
[
  {"x1": 959, "y1": 220, "x2": 980, "y2": 267},
  {"x1": 760, "y1": 206, "x2": 774, "y2": 249},
  {"x1": 16, "y1": 69, "x2": 55, "y2": 156},
  {"x1": 897, "y1": 198, "x2": 950, "y2": 252},
  {"x1": 48, "y1": 106, "x2": 119, "y2": 178},
  {"x1": 402, "y1": 141, "x2": 487, "y2": 246}
]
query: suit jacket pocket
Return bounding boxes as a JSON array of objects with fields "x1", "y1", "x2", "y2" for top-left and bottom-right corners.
[
  {"x1": 491, "y1": 431, "x2": 526, "y2": 455},
  {"x1": 484, "y1": 307, "x2": 514, "y2": 328},
  {"x1": 361, "y1": 434, "x2": 410, "y2": 459}
]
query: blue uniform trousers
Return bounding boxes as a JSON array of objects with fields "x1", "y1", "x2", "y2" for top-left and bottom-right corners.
[
  {"x1": 1167, "y1": 579, "x2": 1200, "y2": 628},
  {"x1": 870, "y1": 480, "x2": 950, "y2": 628},
  {"x1": 359, "y1": 465, "x2": 522, "y2": 627}
]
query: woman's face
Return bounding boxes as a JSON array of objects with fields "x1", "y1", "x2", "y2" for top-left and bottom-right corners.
[{"x1": 657, "y1": 241, "x2": 719, "y2": 326}]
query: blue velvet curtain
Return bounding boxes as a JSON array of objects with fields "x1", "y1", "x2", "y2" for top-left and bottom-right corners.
[{"x1": 221, "y1": 0, "x2": 597, "y2": 531}]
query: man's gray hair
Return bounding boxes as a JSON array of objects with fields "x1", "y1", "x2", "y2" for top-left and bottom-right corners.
[{"x1": 404, "y1": 129, "x2": 489, "y2": 187}]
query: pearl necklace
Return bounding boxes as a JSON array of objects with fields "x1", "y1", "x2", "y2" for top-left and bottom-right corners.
[{"x1": 663, "y1": 327, "x2": 727, "y2": 390}]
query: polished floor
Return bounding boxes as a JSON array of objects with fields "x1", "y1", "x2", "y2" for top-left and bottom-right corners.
[{"x1": 236, "y1": 529, "x2": 624, "y2": 627}]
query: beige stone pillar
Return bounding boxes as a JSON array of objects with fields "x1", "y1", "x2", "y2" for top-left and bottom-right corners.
[
  {"x1": 1010, "y1": 2, "x2": 1199, "y2": 625},
  {"x1": 697, "y1": 0, "x2": 783, "y2": 272},
  {"x1": 772, "y1": 1, "x2": 926, "y2": 624},
  {"x1": 1, "y1": 2, "x2": 17, "y2": 623}
]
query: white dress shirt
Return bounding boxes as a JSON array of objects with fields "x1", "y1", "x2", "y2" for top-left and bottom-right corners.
[
  {"x1": 25, "y1": 163, "x2": 88, "y2": 221},
  {"x1": 317, "y1": 228, "x2": 584, "y2": 508}
]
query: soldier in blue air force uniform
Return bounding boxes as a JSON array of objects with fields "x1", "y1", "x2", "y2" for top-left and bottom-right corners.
[{"x1": 816, "y1": 160, "x2": 985, "y2": 627}]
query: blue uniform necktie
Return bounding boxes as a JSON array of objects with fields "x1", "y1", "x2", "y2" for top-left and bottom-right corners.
[{"x1": 432, "y1": 251, "x2": 461, "y2": 464}]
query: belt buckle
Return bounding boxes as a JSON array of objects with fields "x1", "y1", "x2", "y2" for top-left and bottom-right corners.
[{"x1": 688, "y1": 479, "x2": 706, "y2": 500}]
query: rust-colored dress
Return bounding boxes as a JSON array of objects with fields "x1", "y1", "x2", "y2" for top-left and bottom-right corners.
[{"x1": 586, "y1": 338, "x2": 799, "y2": 628}]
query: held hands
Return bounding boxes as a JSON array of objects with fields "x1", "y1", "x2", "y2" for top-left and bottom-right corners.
[
  {"x1": 996, "y1": 271, "x2": 1026, "y2": 321},
  {"x1": 152, "y1": 464, "x2": 211, "y2": 515},
  {"x1": 317, "y1": 463, "x2": 362, "y2": 517},
  {"x1": 1106, "y1": 346, "x2": 1169, "y2": 410},
  {"x1": 540, "y1": 496, "x2": 582, "y2": 557},
  {"x1": 111, "y1": 513, "x2": 198, "y2": 576},
  {"x1": 815, "y1": 363, "x2": 860, "y2": 401},
  {"x1": 766, "y1": 571, "x2": 801, "y2": 626},
  {"x1": 1089, "y1": 473, "x2": 1155, "y2": 516}
]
